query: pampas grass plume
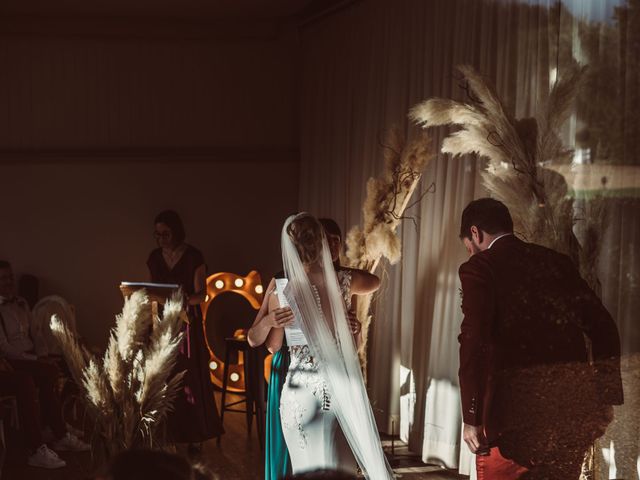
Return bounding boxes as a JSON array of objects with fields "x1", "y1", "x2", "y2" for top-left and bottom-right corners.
[{"x1": 51, "y1": 289, "x2": 186, "y2": 454}]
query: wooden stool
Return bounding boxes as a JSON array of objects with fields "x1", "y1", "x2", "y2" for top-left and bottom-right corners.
[{"x1": 219, "y1": 337, "x2": 265, "y2": 449}]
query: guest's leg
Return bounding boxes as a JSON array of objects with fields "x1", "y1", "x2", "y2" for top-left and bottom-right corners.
[
  {"x1": 9, "y1": 360, "x2": 66, "y2": 438},
  {"x1": 0, "y1": 371, "x2": 43, "y2": 449},
  {"x1": 265, "y1": 350, "x2": 291, "y2": 480}
]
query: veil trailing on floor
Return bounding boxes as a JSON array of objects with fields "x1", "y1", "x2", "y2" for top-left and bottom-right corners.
[{"x1": 281, "y1": 213, "x2": 394, "y2": 480}]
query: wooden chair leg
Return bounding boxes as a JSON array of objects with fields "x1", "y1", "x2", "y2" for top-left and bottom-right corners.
[
  {"x1": 244, "y1": 351, "x2": 253, "y2": 435},
  {"x1": 256, "y1": 393, "x2": 265, "y2": 451},
  {"x1": 220, "y1": 347, "x2": 231, "y2": 428}
]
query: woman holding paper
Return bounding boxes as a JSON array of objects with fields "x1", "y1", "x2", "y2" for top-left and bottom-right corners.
[
  {"x1": 147, "y1": 209, "x2": 223, "y2": 451},
  {"x1": 248, "y1": 273, "x2": 295, "y2": 480},
  {"x1": 248, "y1": 218, "x2": 370, "y2": 354}
]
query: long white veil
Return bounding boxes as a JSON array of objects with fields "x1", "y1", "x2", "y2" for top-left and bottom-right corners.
[{"x1": 281, "y1": 213, "x2": 394, "y2": 480}]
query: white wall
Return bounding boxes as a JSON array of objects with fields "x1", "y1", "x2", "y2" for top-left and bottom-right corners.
[
  {"x1": 1, "y1": 160, "x2": 298, "y2": 348},
  {"x1": 0, "y1": 20, "x2": 298, "y2": 149},
  {"x1": 0, "y1": 18, "x2": 300, "y2": 348}
]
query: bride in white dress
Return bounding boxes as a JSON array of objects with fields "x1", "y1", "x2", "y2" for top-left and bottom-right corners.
[
  {"x1": 269, "y1": 213, "x2": 394, "y2": 479},
  {"x1": 279, "y1": 267, "x2": 355, "y2": 473}
]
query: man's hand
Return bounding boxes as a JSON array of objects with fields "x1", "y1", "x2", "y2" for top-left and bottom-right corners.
[
  {"x1": 267, "y1": 307, "x2": 295, "y2": 329},
  {"x1": 347, "y1": 311, "x2": 361, "y2": 335},
  {"x1": 463, "y1": 423, "x2": 489, "y2": 455}
]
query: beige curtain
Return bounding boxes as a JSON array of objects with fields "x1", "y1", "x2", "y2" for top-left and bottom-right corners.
[{"x1": 298, "y1": 0, "x2": 639, "y2": 477}]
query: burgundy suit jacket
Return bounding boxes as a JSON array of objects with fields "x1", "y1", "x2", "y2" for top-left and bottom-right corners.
[{"x1": 458, "y1": 235, "x2": 623, "y2": 444}]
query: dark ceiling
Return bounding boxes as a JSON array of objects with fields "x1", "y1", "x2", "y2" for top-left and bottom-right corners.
[{"x1": 0, "y1": 0, "x2": 349, "y2": 20}]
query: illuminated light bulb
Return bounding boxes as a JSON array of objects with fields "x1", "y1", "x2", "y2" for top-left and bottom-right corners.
[
  {"x1": 214, "y1": 280, "x2": 224, "y2": 289},
  {"x1": 255, "y1": 285, "x2": 264, "y2": 294},
  {"x1": 230, "y1": 372, "x2": 240, "y2": 382},
  {"x1": 209, "y1": 361, "x2": 218, "y2": 370},
  {"x1": 205, "y1": 294, "x2": 210, "y2": 302},
  {"x1": 234, "y1": 278, "x2": 244, "y2": 288}
]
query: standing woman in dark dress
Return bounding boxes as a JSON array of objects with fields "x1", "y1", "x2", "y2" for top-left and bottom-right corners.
[{"x1": 147, "y1": 210, "x2": 223, "y2": 450}]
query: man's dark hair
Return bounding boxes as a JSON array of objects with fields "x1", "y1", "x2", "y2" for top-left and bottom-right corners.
[
  {"x1": 154, "y1": 210, "x2": 186, "y2": 245},
  {"x1": 318, "y1": 218, "x2": 342, "y2": 240},
  {"x1": 0, "y1": 261, "x2": 11, "y2": 270},
  {"x1": 459, "y1": 198, "x2": 513, "y2": 240}
]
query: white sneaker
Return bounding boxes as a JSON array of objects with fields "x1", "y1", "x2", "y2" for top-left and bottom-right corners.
[
  {"x1": 52, "y1": 432, "x2": 90, "y2": 452},
  {"x1": 27, "y1": 444, "x2": 67, "y2": 469}
]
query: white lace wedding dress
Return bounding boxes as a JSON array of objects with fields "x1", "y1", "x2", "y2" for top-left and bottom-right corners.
[{"x1": 280, "y1": 269, "x2": 357, "y2": 474}]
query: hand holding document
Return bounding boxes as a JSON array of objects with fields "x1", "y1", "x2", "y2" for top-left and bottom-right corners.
[{"x1": 274, "y1": 278, "x2": 308, "y2": 346}]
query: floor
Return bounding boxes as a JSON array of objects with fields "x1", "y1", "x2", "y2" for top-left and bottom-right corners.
[{"x1": 1, "y1": 393, "x2": 466, "y2": 480}]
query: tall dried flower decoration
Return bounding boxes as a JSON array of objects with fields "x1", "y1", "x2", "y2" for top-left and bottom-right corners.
[
  {"x1": 345, "y1": 128, "x2": 434, "y2": 375},
  {"x1": 50, "y1": 290, "x2": 186, "y2": 460},
  {"x1": 409, "y1": 64, "x2": 596, "y2": 272}
]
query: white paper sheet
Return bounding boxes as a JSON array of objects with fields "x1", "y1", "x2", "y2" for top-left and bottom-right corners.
[
  {"x1": 274, "y1": 278, "x2": 308, "y2": 346},
  {"x1": 120, "y1": 281, "x2": 180, "y2": 289}
]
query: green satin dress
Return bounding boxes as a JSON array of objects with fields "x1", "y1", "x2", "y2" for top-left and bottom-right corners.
[{"x1": 265, "y1": 348, "x2": 291, "y2": 480}]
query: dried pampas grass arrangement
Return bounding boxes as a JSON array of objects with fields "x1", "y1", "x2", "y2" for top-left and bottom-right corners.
[
  {"x1": 410, "y1": 64, "x2": 604, "y2": 282},
  {"x1": 50, "y1": 290, "x2": 185, "y2": 460},
  {"x1": 345, "y1": 127, "x2": 435, "y2": 374}
]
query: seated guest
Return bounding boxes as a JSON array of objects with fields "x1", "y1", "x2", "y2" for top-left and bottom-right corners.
[
  {"x1": 0, "y1": 260, "x2": 88, "y2": 459},
  {"x1": 0, "y1": 359, "x2": 66, "y2": 468}
]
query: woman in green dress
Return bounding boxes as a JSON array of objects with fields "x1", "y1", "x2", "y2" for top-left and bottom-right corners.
[{"x1": 248, "y1": 271, "x2": 294, "y2": 480}]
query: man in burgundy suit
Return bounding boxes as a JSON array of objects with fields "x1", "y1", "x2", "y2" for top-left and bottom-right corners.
[{"x1": 457, "y1": 198, "x2": 623, "y2": 479}]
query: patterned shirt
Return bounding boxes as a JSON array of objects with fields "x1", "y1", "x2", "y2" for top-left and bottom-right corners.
[{"x1": 0, "y1": 296, "x2": 37, "y2": 360}]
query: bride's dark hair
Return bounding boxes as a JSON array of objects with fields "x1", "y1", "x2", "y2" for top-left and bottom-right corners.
[{"x1": 287, "y1": 214, "x2": 324, "y2": 265}]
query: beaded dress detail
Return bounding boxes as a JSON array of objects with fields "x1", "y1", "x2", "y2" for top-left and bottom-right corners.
[{"x1": 279, "y1": 270, "x2": 354, "y2": 471}]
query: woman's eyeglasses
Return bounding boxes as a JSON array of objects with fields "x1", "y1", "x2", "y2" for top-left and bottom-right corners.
[{"x1": 154, "y1": 231, "x2": 171, "y2": 240}]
